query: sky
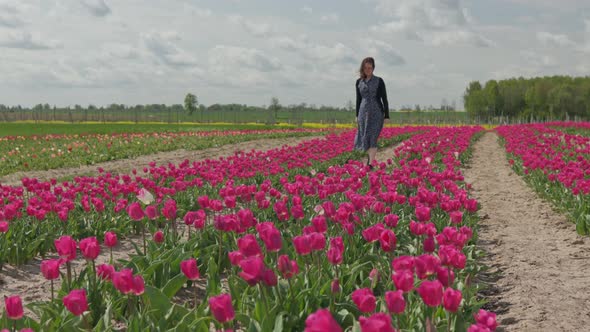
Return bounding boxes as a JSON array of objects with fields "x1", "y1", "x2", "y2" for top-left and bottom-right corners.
[{"x1": 1, "y1": 0, "x2": 590, "y2": 110}]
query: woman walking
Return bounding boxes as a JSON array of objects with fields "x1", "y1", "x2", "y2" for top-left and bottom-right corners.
[{"x1": 354, "y1": 57, "x2": 389, "y2": 168}]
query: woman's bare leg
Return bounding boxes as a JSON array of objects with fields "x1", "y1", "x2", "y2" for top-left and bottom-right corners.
[{"x1": 368, "y1": 147, "x2": 377, "y2": 165}]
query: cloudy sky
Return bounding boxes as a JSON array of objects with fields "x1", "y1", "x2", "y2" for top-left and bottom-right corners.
[{"x1": 1, "y1": 0, "x2": 589, "y2": 109}]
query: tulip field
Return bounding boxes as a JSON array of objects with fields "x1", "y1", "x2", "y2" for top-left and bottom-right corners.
[
  {"x1": 497, "y1": 122, "x2": 590, "y2": 234},
  {"x1": 6, "y1": 120, "x2": 589, "y2": 331}
]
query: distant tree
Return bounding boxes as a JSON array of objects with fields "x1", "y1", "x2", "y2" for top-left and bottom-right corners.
[{"x1": 184, "y1": 93, "x2": 198, "y2": 115}]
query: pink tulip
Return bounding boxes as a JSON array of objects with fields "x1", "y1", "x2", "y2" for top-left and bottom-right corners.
[
  {"x1": 180, "y1": 258, "x2": 200, "y2": 280},
  {"x1": 277, "y1": 255, "x2": 298, "y2": 279},
  {"x1": 97, "y1": 264, "x2": 115, "y2": 281},
  {"x1": 153, "y1": 230, "x2": 164, "y2": 243},
  {"x1": 54, "y1": 235, "x2": 77, "y2": 262},
  {"x1": 359, "y1": 313, "x2": 396, "y2": 332},
  {"x1": 113, "y1": 268, "x2": 134, "y2": 294},
  {"x1": 4, "y1": 295, "x2": 23, "y2": 320},
  {"x1": 474, "y1": 309, "x2": 498, "y2": 331},
  {"x1": 351, "y1": 288, "x2": 376, "y2": 313},
  {"x1": 443, "y1": 288, "x2": 462, "y2": 312},
  {"x1": 238, "y1": 256, "x2": 265, "y2": 286},
  {"x1": 79, "y1": 236, "x2": 100, "y2": 260},
  {"x1": 63, "y1": 289, "x2": 88, "y2": 316},
  {"x1": 417, "y1": 280, "x2": 443, "y2": 307},
  {"x1": 104, "y1": 231, "x2": 118, "y2": 247},
  {"x1": 237, "y1": 234, "x2": 262, "y2": 258},
  {"x1": 209, "y1": 294, "x2": 235, "y2": 323},
  {"x1": 162, "y1": 199, "x2": 177, "y2": 221},
  {"x1": 392, "y1": 269, "x2": 414, "y2": 292},
  {"x1": 41, "y1": 259, "x2": 60, "y2": 280},
  {"x1": 385, "y1": 290, "x2": 406, "y2": 314},
  {"x1": 304, "y1": 308, "x2": 342, "y2": 332},
  {"x1": 127, "y1": 202, "x2": 144, "y2": 221}
]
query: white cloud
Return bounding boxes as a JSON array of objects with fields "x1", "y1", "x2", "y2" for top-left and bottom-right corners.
[
  {"x1": 209, "y1": 45, "x2": 282, "y2": 72},
  {"x1": 101, "y1": 43, "x2": 142, "y2": 60},
  {"x1": 370, "y1": 0, "x2": 492, "y2": 47},
  {"x1": 302, "y1": 6, "x2": 313, "y2": 14},
  {"x1": 271, "y1": 35, "x2": 356, "y2": 64},
  {"x1": 367, "y1": 40, "x2": 405, "y2": 66},
  {"x1": 536, "y1": 31, "x2": 575, "y2": 47},
  {"x1": 227, "y1": 15, "x2": 272, "y2": 37},
  {"x1": 0, "y1": 30, "x2": 62, "y2": 49},
  {"x1": 81, "y1": 0, "x2": 111, "y2": 17},
  {"x1": 520, "y1": 50, "x2": 557, "y2": 67},
  {"x1": 141, "y1": 32, "x2": 198, "y2": 67},
  {"x1": 320, "y1": 13, "x2": 339, "y2": 24}
]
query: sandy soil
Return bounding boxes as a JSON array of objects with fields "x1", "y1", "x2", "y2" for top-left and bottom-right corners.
[
  {"x1": 0, "y1": 135, "x2": 325, "y2": 186},
  {"x1": 463, "y1": 132, "x2": 590, "y2": 332}
]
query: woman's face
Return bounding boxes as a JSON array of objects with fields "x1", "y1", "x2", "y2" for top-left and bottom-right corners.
[{"x1": 363, "y1": 62, "x2": 374, "y2": 77}]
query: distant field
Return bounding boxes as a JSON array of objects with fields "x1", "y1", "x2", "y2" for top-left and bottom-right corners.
[{"x1": 0, "y1": 109, "x2": 472, "y2": 127}]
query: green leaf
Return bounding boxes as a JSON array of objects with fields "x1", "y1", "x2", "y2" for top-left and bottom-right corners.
[
  {"x1": 162, "y1": 273, "x2": 188, "y2": 298},
  {"x1": 143, "y1": 285, "x2": 173, "y2": 319},
  {"x1": 273, "y1": 312, "x2": 286, "y2": 332}
]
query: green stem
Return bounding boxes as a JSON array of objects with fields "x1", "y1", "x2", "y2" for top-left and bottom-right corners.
[
  {"x1": 142, "y1": 222, "x2": 147, "y2": 255},
  {"x1": 109, "y1": 247, "x2": 113, "y2": 265},
  {"x1": 194, "y1": 284, "x2": 198, "y2": 309},
  {"x1": 66, "y1": 261, "x2": 72, "y2": 291},
  {"x1": 51, "y1": 279, "x2": 54, "y2": 302}
]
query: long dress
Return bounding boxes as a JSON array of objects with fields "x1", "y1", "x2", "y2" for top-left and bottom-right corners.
[{"x1": 354, "y1": 75, "x2": 384, "y2": 152}]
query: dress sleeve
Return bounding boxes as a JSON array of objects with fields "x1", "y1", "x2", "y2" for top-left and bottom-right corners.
[
  {"x1": 355, "y1": 79, "x2": 361, "y2": 117},
  {"x1": 380, "y1": 78, "x2": 390, "y2": 119}
]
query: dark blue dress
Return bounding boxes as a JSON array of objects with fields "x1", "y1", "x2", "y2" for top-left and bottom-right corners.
[{"x1": 354, "y1": 75, "x2": 387, "y2": 151}]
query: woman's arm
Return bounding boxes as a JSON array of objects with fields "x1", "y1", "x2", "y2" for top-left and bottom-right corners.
[
  {"x1": 380, "y1": 78, "x2": 390, "y2": 119},
  {"x1": 355, "y1": 79, "x2": 361, "y2": 118}
]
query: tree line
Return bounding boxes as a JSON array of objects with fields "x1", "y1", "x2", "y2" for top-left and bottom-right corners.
[{"x1": 464, "y1": 76, "x2": 590, "y2": 122}]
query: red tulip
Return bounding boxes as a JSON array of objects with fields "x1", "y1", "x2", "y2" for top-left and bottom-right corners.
[
  {"x1": 262, "y1": 268, "x2": 278, "y2": 287},
  {"x1": 277, "y1": 255, "x2": 298, "y2": 279},
  {"x1": 392, "y1": 256, "x2": 415, "y2": 272},
  {"x1": 256, "y1": 223, "x2": 282, "y2": 252},
  {"x1": 162, "y1": 199, "x2": 177, "y2": 221},
  {"x1": 417, "y1": 280, "x2": 443, "y2": 307},
  {"x1": 304, "y1": 308, "x2": 342, "y2": 332},
  {"x1": 415, "y1": 254, "x2": 440, "y2": 279},
  {"x1": 331, "y1": 279, "x2": 340, "y2": 294},
  {"x1": 41, "y1": 259, "x2": 60, "y2": 280},
  {"x1": 96, "y1": 264, "x2": 115, "y2": 281},
  {"x1": 209, "y1": 294, "x2": 235, "y2": 323},
  {"x1": 383, "y1": 214, "x2": 399, "y2": 228},
  {"x1": 4, "y1": 295, "x2": 23, "y2": 320},
  {"x1": 127, "y1": 202, "x2": 144, "y2": 221},
  {"x1": 474, "y1": 309, "x2": 498, "y2": 331},
  {"x1": 379, "y1": 229, "x2": 396, "y2": 252},
  {"x1": 359, "y1": 313, "x2": 396, "y2": 332},
  {"x1": 228, "y1": 251, "x2": 244, "y2": 266},
  {"x1": 362, "y1": 224, "x2": 385, "y2": 243},
  {"x1": 467, "y1": 324, "x2": 492, "y2": 332},
  {"x1": 180, "y1": 258, "x2": 200, "y2": 280},
  {"x1": 293, "y1": 234, "x2": 312, "y2": 255},
  {"x1": 237, "y1": 234, "x2": 262, "y2": 257},
  {"x1": 132, "y1": 275, "x2": 145, "y2": 295},
  {"x1": 153, "y1": 230, "x2": 164, "y2": 243},
  {"x1": 238, "y1": 256, "x2": 265, "y2": 286},
  {"x1": 415, "y1": 205, "x2": 431, "y2": 222},
  {"x1": 450, "y1": 210, "x2": 463, "y2": 224},
  {"x1": 0, "y1": 221, "x2": 8, "y2": 233},
  {"x1": 443, "y1": 288, "x2": 462, "y2": 312},
  {"x1": 63, "y1": 289, "x2": 88, "y2": 316},
  {"x1": 312, "y1": 215, "x2": 327, "y2": 233},
  {"x1": 104, "y1": 231, "x2": 118, "y2": 247},
  {"x1": 385, "y1": 290, "x2": 406, "y2": 314},
  {"x1": 436, "y1": 267, "x2": 455, "y2": 287},
  {"x1": 113, "y1": 268, "x2": 134, "y2": 294},
  {"x1": 54, "y1": 235, "x2": 77, "y2": 262},
  {"x1": 392, "y1": 269, "x2": 414, "y2": 292},
  {"x1": 309, "y1": 232, "x2": 326, "y2": 251},
  {"x1": 351, "y1": 288, "x2": 376, "y2": 313},
  {"x1": 79, "y1": 236, "x2": 100, "y2": 260},
  {"x1": 145, "y1": 205, "x2": 158, "y2": 220},
  {"x1": 423, "y1": 236, "x2": 435, "y2": 253}
]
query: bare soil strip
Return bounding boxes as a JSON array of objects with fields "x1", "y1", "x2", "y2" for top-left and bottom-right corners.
[
  {"x1": 0, "y1": 136, "x2": 325, "y2": 186},
  {"x1": 463, "y1": 132, "x2": 590, "y2": 332}
]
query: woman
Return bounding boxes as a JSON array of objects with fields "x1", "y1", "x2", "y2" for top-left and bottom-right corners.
[{"x1": 354, "y1": 57, "x2": 389, "y2": 168}]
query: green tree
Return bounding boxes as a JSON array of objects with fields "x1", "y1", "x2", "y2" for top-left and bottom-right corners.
[{"x1": 184, "y1": 93, "x2": 198, "y2": 115}]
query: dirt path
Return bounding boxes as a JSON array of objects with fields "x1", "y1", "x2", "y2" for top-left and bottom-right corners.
[
  {"x1": 0, "y1": 135, "x2": 325, "y2": 186},
  {"x1": 463, "y1": 132, "x2": 590, "y2": 332}
]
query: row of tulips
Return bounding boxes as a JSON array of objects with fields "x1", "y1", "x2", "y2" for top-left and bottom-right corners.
[
  {"x1": 496, "y1": 123, "x2": 590, "y2": 234},
  {"x1": 1, "y1": 126, "x2": 497, "y2": 331},
  {"x1": 0, "y1": 128, "x2": 329, "y2": 176},
  {"x1": 1, "y1": 127, "x2": 420, "y2": 330},
  {"x1": 0, "y1": 127, "x2": 422, "y2": 269}
]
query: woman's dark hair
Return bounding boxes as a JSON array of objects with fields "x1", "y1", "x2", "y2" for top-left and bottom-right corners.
[{"x1": 359, "y1": 57, "x2": 375, "y2": 79}]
